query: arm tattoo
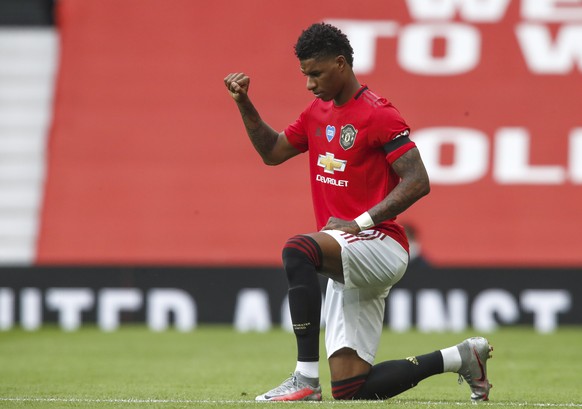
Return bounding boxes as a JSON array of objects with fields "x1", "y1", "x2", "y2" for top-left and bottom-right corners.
[
  {"x1": 237, "y1": 100, "x2": 279, "y2": 158},
  {"x1": 368, "y1": 148, "x2": 430, "y2": 224}
]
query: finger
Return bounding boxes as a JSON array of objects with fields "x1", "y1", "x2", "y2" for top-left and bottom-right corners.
[
  {"x1": 224, "y1": 73, "x2": 243, "y2": 88},
  {"x1": 229, "y1": 81, "x2": 240, "y2": 93},
  {"x1": 232, "y1": 82, "x2": 247, "y2": 95},
  {"x1": 321, "y1": 220, "x2": 335, "y2": 231},
  {"x1": 229, "y1": 73, "x2": 244, "y2": 84},
  {"x1": 224, "y1": 73, "x2": 237, "y2": 87}
]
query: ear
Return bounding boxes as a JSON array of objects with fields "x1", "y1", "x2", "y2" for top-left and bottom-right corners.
[{"x1": 336, "y1": 55, "x2": 347, "y2": 71}]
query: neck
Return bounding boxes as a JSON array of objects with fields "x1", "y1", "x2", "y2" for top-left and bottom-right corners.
[{"x1": 333, "y1": 76, "x2": 361, "y2": 106}]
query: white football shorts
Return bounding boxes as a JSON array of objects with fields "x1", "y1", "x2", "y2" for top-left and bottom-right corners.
[{"x1": 321, "y1": 229, "x2": 409, "y2": 364}]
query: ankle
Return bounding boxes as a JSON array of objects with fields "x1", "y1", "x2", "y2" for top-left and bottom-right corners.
[
  {"x1": 440, "y1": 346, "x2": 462, "y2": 372},
  {"x1": 295, "y1": 361, "x2": 319, "y2": 379}
]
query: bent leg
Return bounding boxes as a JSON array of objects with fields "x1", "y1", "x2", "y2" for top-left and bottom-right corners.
[
  {"x1": 318, "y1": 230, "x2": 444, "y2": 400},
  {"x1": 351, "y1": 352, "x2": 444, "y2": 399},
  {"x1": 283, "y1": 234, "x2": 324, "y2": 364},
  {"x1": 329, "y1": 348, "x2": 371, "y2": 380},
  {"x1": 329, "y1": 347, "x2": 444, "y2": 400},
  {"x1": 328, "y1": 348, "x2": 370, "y2": 399},
  {"x1": 303, "y1": 231, "x2": 344, "y2": 282}
]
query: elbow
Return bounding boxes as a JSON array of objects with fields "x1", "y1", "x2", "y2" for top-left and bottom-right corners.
[
  {"x1": 262, "y1": 156, "x2": 283, "y2": 166},
  {"x1": 261, "y1": 150, "x2": 289, "y2": 166},
  {"x1": 421, "y1": 180, "x2": 431, "y2": 197},
  {"x1": 415, "y1": 175, "x2": 431, "y2": 200}
]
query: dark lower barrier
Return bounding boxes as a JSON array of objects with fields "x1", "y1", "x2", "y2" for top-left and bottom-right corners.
[{"x1": 0, "y1": 266, "x2": 580, "y2": 333}]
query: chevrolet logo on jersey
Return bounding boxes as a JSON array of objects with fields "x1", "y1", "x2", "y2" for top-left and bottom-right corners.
[{"x1": 317, "y1": 152, "x2": 347, "y2": 174}]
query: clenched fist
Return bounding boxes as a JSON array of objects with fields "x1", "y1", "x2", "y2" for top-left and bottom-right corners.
[{"x1": 224, "y1": 72, "x2": 250, "y2": 102}]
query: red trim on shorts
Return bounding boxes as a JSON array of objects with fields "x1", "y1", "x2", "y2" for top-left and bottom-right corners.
[{"x1": 341, "y1": 230, "x2": 387, "y2": 244}]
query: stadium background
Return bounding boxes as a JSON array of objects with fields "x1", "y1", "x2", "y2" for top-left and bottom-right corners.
[{"x1": 0, "y1": 0, "x2": 580, "y2": 332}]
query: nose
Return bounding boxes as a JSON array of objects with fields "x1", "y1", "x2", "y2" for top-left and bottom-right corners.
[{"x1": 306, "y1": 77, "x2": 316, "y2": 91}]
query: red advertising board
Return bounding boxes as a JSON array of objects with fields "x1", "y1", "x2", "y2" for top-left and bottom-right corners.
[{"x1": 37, "y1": 0, "x2": 582, "y2": 266}]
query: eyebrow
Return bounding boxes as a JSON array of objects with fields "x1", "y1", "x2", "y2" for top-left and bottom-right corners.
[{"x1": 302, "y1": 69, "x2": 321, "y2": 76}]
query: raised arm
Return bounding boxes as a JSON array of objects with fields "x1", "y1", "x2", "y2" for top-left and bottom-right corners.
[{"x1": 224, "y1": 72, "x2": 300, "y2": 166}]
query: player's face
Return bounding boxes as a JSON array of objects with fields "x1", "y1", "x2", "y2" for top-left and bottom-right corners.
[{"x1": 300, "y1": 57, "x2": 344, "y2": 102}]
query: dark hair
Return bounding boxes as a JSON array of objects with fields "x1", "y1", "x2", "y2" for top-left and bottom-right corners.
[{"x1": 294, "y1": 23, "x2": 354, "y2": 67}]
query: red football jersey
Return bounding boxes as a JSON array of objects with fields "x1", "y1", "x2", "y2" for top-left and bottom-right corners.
[{"x1": 284, "y1": 85, "x2": 415, "y2": 252}]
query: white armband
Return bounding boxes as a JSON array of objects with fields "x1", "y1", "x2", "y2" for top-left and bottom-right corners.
[{"x1": 354, "y1": 211, "x2": 375, "y2": 231}]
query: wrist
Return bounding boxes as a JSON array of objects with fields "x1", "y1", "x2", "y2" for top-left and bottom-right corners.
[
  {"x1": 354, "y1": 211, "x2": 375, "y2": 231},
  {"x1": 235, "y1": 95, "x2": 251, "y2": 105}
]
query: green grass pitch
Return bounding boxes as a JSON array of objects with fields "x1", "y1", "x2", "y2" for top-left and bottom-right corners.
[{"x1": 0, "y1": 326, "x2": 581, "y2": 408}]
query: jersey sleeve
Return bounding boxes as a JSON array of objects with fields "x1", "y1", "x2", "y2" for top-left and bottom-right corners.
[
  {"x1": 284, "y1": 107, "x2": 310, "y2": 153},
  {"x1": 368, "y1": 103, "x2": 416, "y2": 164}
]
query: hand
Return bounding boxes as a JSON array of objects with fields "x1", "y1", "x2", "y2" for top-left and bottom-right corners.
[
  {"x1": 224, "y1": 72, "x2": 250, "y2": 102},
  {"x1": 321, "y1": 216, "x2": 361, "y2": 235}
]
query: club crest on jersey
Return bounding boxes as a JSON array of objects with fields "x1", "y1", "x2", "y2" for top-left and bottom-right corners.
[
  {"x1": 326, "y1": 125, "x2": 336, "y2": 142},
  {"x1": 340, "y1": 124, "x2": 358, "y2": 150}
]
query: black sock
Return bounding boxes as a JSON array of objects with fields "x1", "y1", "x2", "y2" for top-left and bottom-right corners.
[
  {"x1": 331, "y1": 374, "x2": 367, "y2": 400},
  {"x1": 352, "y1": 351, "x2": 444, "y2": 400},
  {"x1": 282, "y1": 235, "x2": 322, "y2": 362}
]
